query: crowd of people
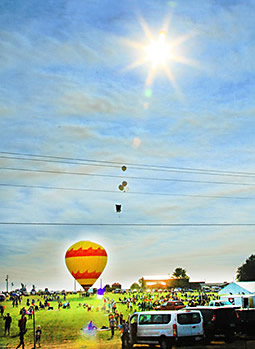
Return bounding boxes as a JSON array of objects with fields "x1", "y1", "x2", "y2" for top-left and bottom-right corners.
[{"x1": 0, "y1": 289, "x2": 218, "y2": 347}]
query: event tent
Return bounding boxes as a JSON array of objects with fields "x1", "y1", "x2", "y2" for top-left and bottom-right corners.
[{"x1": 219, "y1": 281, "x2": 255, "y2": 295}]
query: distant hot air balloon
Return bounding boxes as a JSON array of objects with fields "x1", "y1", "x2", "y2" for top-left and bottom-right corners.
[
  {"x1": 115, "y1": 204, "x2": 122, "y2": 213},
  {"x1": 65, "y1": 241, "x2": 107, "y2": 291}
]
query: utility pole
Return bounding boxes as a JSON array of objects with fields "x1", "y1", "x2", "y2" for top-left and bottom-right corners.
[{"x1": 6, "y1": 275, "x2": 8, "y2": 293}]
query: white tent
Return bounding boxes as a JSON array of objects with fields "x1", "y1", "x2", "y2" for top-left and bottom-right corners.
[{"x1": 219, "y1": 281, "x2": 255, "y2": 295}]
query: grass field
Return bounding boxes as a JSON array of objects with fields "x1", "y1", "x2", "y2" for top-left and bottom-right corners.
[{"x1": 0, "y1": 291, "x2": 217, "y2": 349}]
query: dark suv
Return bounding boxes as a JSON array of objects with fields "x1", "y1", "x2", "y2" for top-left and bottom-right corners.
[
  {"x1": 185, "y1": 306, "x2": 239, "y2": 342},
  {"x1": 236, "y1": 308, "x2": 255, "y2": 336}
]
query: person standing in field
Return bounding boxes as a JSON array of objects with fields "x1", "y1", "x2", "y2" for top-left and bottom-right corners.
[
  {"x1": 0, "y1": 305, "x2": 4, "y2": 316},
  {"x1": 18, "y1": 314, "x2": 27, "y2": 333},
  {"x1": 119, "y1": 312, "x2": 124, "y2": 325},
  {"x1": 36, "y1": 325, "x2": 42, "y2": 347},
  {"x1": 16, "y1": 314, "x2": 27, "y2": 349},
  {"x1": 109, "y1": 315, "x2": 117, "y2": 338},
  {"x1": 16, "y1": 329, "x2": 25, "y2": 349},
  {"x1": 4, "y1": 313, "x2": 12, "y2": 335}
]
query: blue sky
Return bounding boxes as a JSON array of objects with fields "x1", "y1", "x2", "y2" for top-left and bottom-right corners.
[{"x1": 1, "y1": 0, "x2": 255, "y2": 291}]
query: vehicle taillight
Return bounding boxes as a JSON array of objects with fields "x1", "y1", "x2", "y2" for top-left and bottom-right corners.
[
  {"x1": 173, "y1": 323, "x2": 177, "y2": 337},
  {"x1": 236, "y1": 312, "x2": 239, "y2": 319},
  {"x1": 212, "y1": 314, "x2": 216, "y2": 322}
]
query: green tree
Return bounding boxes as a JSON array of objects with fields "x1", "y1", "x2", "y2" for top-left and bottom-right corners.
[
  {"x1": 172, "y1": 267, "x2": 189, "y2": 279},
  {"x1": 236, "y1": 254, "x2": 255, "y2": 281},
  {"x1": 130, "y1": 282, "x2": 140, "y2": 291},
  {"x1": 138, "y1": 277, "x2": 147, "y2": 291},
  {"x1": 105, "y1": 284, "x2": 111, "y2": 292}
]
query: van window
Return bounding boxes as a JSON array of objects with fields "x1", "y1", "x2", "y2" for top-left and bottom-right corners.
[
  {"x1": 139, "y1": 314, "x2": 171, "y2": 325},
  {"x1": 130, "y1": 314, "x2": 138, "y2": 324},
  {"x1": 177, "y1": 313, "x2": 201, "y2": 325}
]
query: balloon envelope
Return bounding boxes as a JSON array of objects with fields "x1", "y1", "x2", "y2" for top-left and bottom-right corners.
[{"x1": 65, "y1": 241, "x2": 107, "y2": 291}]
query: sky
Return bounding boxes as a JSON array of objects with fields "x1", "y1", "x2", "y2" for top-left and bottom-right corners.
[{"x1": 0, "y1": 0, "x2": 255, "y2": 292}]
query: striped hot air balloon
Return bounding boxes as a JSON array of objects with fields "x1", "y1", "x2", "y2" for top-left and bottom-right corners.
[{"x1": 65, "y1": 241, "x2": 107, "y2": 291}]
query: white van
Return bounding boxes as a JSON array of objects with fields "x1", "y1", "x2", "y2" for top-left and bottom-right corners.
[{"x1": 125, "y1": 310, "x2": 204, "y2": 349}]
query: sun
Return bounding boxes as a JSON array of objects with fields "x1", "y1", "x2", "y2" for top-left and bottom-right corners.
[
  {"x1": 123, "y1": 17, "x2": 198, "y2": 91},
  {"x1": 145, "y1": 31, "x2": 171, "y2": 68}
]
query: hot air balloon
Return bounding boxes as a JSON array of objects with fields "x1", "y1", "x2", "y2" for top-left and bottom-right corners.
[
  {"x1": 118, "y1": 184, "x2": 124, "y2": 191},
  {"x1": 65, "y1": 241, "x2": 107, "y2": 291}
]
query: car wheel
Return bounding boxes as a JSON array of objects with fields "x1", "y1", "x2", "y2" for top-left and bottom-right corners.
[{"x1": 160, "y1": 338, "x2": 172, "y2": 349}]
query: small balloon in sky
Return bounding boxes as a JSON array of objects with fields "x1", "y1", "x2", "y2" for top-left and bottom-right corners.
[
  {"x1": 122, "y1": 181, "x2": 127, "y2": 187},
  {"x1": 65, "y1": 241, "x2": 107, "y2": 291},
  {"x1": 122, "y1": 165, "x2": 127, "y2": 171},
  {"x1": 115, "y1": 204, "x2": 122, "y2": 213},
  {"x1": 119, "y1": 184, "x2": 124, "y2": 191}
]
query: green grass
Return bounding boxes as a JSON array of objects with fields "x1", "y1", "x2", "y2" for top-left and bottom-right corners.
[{"x1": 0, "y1": 291, "x2": 217, "y2": 348}]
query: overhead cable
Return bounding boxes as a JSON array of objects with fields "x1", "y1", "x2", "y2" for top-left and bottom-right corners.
[
  {"x1": 0, "y1": 222, "x2": 255, "y2": 226},
  {"x1": 1, "y1": 151, "x2": 255, "y2": 177},
  {"x1": 0, "y1": 183, "x2": 253, "y2": 200},
  {"x1": 0, "y1": 166, "x2": 254, "y2": 187}
]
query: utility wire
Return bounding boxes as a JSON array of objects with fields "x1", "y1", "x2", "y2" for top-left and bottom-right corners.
[
  {"x1": 1, "y1": 154, "x2": 255, "y2": 179},
  {"x1": 1, "y1": 151, "x2": 255, "y2": 177},
  {"x1": 0, "y1": 222, "x2": 255, "y2": 226},
  {"x1": 0, "y1": 183, "x2": 253, "y2": 200},
  {"x1": 0, "y1": 166, "x2": 254, "y2": 187}
]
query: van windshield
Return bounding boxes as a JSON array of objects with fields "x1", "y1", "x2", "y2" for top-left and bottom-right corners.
[
  {"x1": 139, "y1": 314, "x2": 171, "y2": 325},
  {"x1": 177, "y1": 312, "x2": 201, "y2": 325}
]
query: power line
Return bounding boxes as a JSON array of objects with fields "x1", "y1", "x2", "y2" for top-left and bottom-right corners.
[
  {"x1": 0, "y1": 155, "x2": 118, "y2": 170},
  {"x1": 0, "y1": 183, "x2": 253, "y2": 200},
  {"x1": 1, "y1": 166, "x2": 254, "y2": 187},
  {"x1": 0, "y1": 222, "x2": 254, "y2": 226},
  {"x1": 1, "y1": 151, "x2": 255, "y2": 178}
]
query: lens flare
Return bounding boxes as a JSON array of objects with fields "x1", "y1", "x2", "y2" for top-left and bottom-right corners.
[{"x1": 123, "y1": 16, "x2": 198, "y2": 94}]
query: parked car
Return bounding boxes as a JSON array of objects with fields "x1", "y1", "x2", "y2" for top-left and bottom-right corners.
[
  {"x1": 113, "y1": 289, "x2": 122, "y2": 293},
  {"x1": 156, "y1": 300, "x2": 185, "y2": 311},
  {"x1": 236, "y1": 308, "x2": 255, "y2": 336},
  {"x1": 209, "y1": 300, "x2": 237, "y2": 307},
  {"x1": 124, "y1": 309, "x2": 204, "y2": 349},
  {"x1": 185, "y1": 306, "x2": 239, "y2": 342}
]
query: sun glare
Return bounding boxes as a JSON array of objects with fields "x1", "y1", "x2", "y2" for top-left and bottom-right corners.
[
  {"x1": 145, "y1": 31, "x2": 171, "y2": 68},
  {"x1": 123, "y1": 17, "x2": 198, "y2": 93}
]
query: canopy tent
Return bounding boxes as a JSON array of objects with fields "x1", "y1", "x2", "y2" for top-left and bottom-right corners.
[{"x1": 219, "y1": 281, "x2": 255, "y2": 295}]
